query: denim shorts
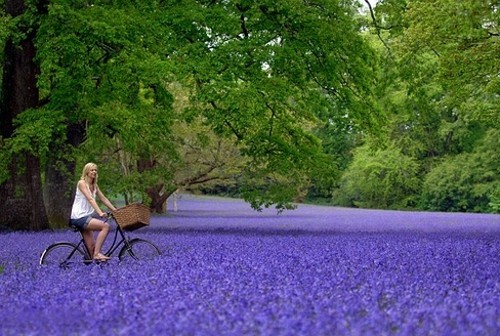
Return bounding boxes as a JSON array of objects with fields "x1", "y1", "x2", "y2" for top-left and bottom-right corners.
[{"x1": 69, "y1": 213, "x2": 98, "y2": 231}]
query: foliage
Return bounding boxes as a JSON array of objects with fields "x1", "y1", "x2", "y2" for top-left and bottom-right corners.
[
  {"x1": 1, "y1": 0, "x2": 380, "y2": 213},
  {"x1": 309, "y1": 101, "x2": 367, "y2": 200},
  {"x1": 8, "y1": 108, "x2": 66, "y2": 157},
  {"x1": 399, "y1": 0, "x2": 500, "y2": 127},
  {"x1": 176, "y1": 0, "x2": 381, "y2": 209},
  {"x1": 421, "y1": 129, "x2": 500, "y2": 213},
  {"x1": 333, "y1": 143, "x2": 421, "y2": 209},
  {"x1": 0, "y1": 4, "x2": 11, "y2": 68},
  {"x1": 33, "y1": 1, "x2": 179, "y2": 207},
  {"x1": 489, "y1": 195, "x2": 500, "y2": 213},
  {"x1": 173, "y1": 116, "x2": 246, "y2": 189},
  {"x1": 0, "y1": 7, "x2": 13, "y2": 184},
  {"x1": 347, "y1": 0, "x2": 500, "y2": 214},
  {"x1": 4, "y1": 0, "x2": 496, "y2": 220}
]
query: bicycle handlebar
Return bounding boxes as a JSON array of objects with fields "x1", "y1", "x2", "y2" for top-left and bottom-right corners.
[{"x1": 102, "y1": 212, "x2": 114, "y2": 223}]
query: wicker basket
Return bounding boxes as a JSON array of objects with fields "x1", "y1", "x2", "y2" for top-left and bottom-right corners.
[{"x1": 113, "y1": 203, "x2": 150, "y2": 231}]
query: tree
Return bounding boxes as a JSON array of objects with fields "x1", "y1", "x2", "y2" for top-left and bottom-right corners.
[
  {"x1": 2, "y1": 0, "x2": 179, "y2": 228},
  {"x1": 0, "y1": 0, "x2": 50, "y2": 230},
  {"x1": 421, "y1": 129, "x2": 500, "y2": 213},
  {"x1": 179, "y1": 0, "x2": 382, "y2": 210},
  {"x1": 372, "y1": 0, "x2": 499, "y2": 128},
  {"x1": 1, "y1": 0, "x2": 382, "y2": 229},
  {"x1": 402, "y1": 0, "x2": 499, "y2": 122},
  {"x1": 333, "y1": 143, "x2": 421, "y2": 209},
  {"x1": 361, "y1": 0, "x2": 499, "y2": 212}
]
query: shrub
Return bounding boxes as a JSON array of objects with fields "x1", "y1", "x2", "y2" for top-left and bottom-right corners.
[
  {"x1": 421, "y1": 130, "x2": 499, "y2": 213},
  {"x1": 333, "y1": 145, "x2": 421, "y2": 209}
]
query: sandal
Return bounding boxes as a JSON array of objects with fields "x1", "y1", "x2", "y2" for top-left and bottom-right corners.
[{"x1": 93, "y1": 253, "x2": 111, "y2": 261}]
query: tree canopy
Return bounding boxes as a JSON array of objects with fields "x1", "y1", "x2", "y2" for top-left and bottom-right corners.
[
  {"x1": 1, "y1": 0, "x2": 498, "y2": 230},
  {"x1": 1, "y1": 0, "x2": 382, "y2": 229},
  {"x1": 338, "y1": 0, "x2": 499, "y2": 212}
]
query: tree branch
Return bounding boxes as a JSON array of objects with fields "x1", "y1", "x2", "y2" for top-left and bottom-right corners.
[
  {"x1": 364, "y1": 0, "x2": 392, "y2": 53},
  {"x1": 209, "y1": 100, "x2": 244, "y2": 140},
  {"x1": 240, "y1": 14, "x2": 249, "y2": 38}
]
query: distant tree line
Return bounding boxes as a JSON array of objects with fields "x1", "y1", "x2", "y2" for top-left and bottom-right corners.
[
  {"x1": 326, "y1": 0, "x2": 498, "y2": 213},
  {"x1": 202, "y1": 0, "x2": 500, "y2": 214}
]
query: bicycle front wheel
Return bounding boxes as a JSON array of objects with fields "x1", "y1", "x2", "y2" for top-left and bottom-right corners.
[
  {"x1": 118, "y1": 238, "x2": 161, "y2": 261},
  {"x1": 40, "y1": 242, "x2": 87, "y2": 268}
]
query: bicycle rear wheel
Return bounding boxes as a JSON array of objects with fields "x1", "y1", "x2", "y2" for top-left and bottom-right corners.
[
  {"x1": 118, "y1": 238, "x2": 161, "y2": 261},
  {"x1": 40, "y1": 242, "x2": 87, "y2": 268}
]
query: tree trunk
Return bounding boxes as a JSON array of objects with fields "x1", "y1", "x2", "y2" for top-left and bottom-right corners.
[
  {"x1": 0, "y1": 0, "x2": 50, "y2": 231},
  {"x1": 43, "y1": 160, "x2": 76, "y2": 228},
  {"x1": 0, "y1": 154, "x2": 48, "y2": 230},
  {"x1": 146, "y1": 185, "x2": 169, "y2": 214},
  {"x1": 137, "y1": 157, "x2": 166, "y2": 213},
  {"x1": 43, "y1": 122, "x2": 86, "y2": 228}
]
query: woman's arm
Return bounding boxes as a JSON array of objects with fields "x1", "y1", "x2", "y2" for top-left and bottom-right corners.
[
  {"x1": 78, "y1": 180, "x2": 107, "y2": 217},
  {"x1": 96, "y1": 185, "x2": 117, "y2": 212}
]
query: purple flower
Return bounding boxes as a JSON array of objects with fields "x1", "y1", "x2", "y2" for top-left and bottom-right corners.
[{"x1": 0, "y1": 195, "x2": 499, "y2": 335}]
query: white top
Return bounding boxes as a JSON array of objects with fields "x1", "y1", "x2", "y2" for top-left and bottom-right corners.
[{"x1": 70, "y1": 183, "x2": 96, "y2": 219}]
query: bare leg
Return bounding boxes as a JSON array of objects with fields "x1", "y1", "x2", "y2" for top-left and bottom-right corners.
[
  {"x1": 87, "y1": 218, "x2": 110, "y2": 258},
  {"x1": 81, "y1": 230, "x2": 95, "y2": 257}
]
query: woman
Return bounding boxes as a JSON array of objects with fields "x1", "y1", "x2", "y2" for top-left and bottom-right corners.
[{"x1": 70, "y1": 162, "x2": 117, "y2": 261}]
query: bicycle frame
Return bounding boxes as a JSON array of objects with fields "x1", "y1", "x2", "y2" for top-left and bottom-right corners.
[
  {"x1": 77, "y1": 215, "x2": 132, "y2": 259},
  {"x1": 41, "y1": 212, "x2": 161, "y2": 266}
]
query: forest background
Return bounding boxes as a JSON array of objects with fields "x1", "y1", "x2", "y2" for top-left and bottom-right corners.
[{"x1": 0, "y1": 0, "x2": 498, "y2": 231}]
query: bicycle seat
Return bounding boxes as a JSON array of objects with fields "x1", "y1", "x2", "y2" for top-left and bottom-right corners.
[{"x1": 68, "y1": 223, "x2": 83, "y2": 233}]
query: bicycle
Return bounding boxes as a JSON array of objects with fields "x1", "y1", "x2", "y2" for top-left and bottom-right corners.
[{"x1": 39, "y1": 212, "x2": 161, "y2": 267}]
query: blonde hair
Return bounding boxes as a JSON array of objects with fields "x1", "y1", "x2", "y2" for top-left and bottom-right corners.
[{"x1": 80, "y1": 162, "x2": 98, "y2": 188}]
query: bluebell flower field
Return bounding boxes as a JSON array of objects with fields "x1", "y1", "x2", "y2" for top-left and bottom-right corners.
[{"x1": 1, "y1": 195, "x2": 499, "y2": 335}]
